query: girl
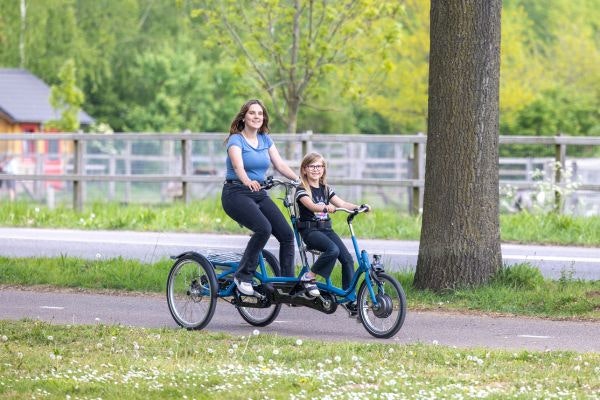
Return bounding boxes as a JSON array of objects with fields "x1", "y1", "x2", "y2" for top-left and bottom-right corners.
[{"x1": 295, "y1": 152, "x2": 370, "y2": 314}]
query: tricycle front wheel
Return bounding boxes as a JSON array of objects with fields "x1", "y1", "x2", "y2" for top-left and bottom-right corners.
[{"x1": 357, "y1": 272, "x2": 407, "y2": 339}]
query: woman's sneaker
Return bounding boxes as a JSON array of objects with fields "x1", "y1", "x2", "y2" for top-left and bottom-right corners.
[
  {"x1": 300, "y1": 273, "x2": 320, "y2": 297},
  {"x1": 234, "y1": 277, "x2": 254, "y2": 296}
]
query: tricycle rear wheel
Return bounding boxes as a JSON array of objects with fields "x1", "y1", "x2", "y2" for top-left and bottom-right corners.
[{"x1": 166, "y1": 253, "x2": 218, "y2": 330}]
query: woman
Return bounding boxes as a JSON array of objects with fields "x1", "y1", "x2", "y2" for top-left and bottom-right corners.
[
  {"x1": 295, "y1": 152, "x2": 370, "y2": 314},
  {"x1": 221, "y1": 99, "x2": 300, "y2": 296}
]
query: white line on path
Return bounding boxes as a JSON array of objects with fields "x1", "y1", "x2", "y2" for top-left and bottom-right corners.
[
  {"x1": 517, "y1": 335, "x2": 552, "y2": 339},
  {"x1": 40, "y1": 306, "x2": 65, "y2": 310}
]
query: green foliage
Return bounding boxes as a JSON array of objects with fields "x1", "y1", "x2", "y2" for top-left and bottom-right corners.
[
  {"x1": 0, "y1": 0, "x2": 598, "y2": 134},
  {"x1": 194, "y1": 0, "x2": 401, "y2": 133},
  {"x1": 47, "y1": 59, "x2": 84, "y2": 132}
]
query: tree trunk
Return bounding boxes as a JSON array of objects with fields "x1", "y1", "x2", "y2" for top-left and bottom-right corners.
[{"x1": 414, "y1": 0, "x2": 502, "y2": 291}]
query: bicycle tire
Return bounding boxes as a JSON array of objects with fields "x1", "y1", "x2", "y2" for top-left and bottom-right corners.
[
  {"x1": 236, "y1": 250, "x2": 282, "y2": 327},
  {"x1": 167, "y1": 253, "x2": 218, "y2": 330},
  {"x1": 357, "y1": 272, "x2": 407, "y2": 339}
]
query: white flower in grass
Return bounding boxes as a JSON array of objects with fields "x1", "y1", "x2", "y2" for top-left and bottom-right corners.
[
  {"x1": 257, "y1": 355, "x2": 264, "y2": 362},
  {"x1": 207, "y1": 348, "x2": 214, "y2": 354},
  {"x1": 96, "y1": 343, "x2": 103, "y2": 349},
  {"x1": 47, "y1": 335, "x2": 54, "y2": 341},
  {"x1": 432, "y1": 340, "x2": 439, "y2": 345},
  {"x1": 34, "y1": 207, "x2": 40, "y2": 213},
  {"x1": 295, "y1": 339, "x2": 303, "y2": 346},
  {"x1": 228, "y1": 349, "x2": 234, "y2": 354},
  {"x1": 334, "y1": 356, "x2": 341, "y2": 363},
  {"x1": 49, "y1": 353, "x2": 56, "y2": 360},
  {"x1": 388, "y1": 348, "x2": 395, "y2": 353},
  {"x1": 133, "y1": 342, "x2": 140, "y2": 350},
  {"x1": 253, "y1": 329, "x2": 260, "y2": 336},
  {"x1": 0, "y1": 335, "x2": 7, "y2": 342},
  {"x1": 95, "y1": 253, "x2": 102, "y2": 260},
  {"x1": 574, "y1": 365, "x2": 581, "y2": 371},
  {"x1": 272, "y1": 349, "x2": 280, "y2": 355},
  {"x1": 17, "y1": 352, "x2": 23, "y2": 359},
  {"x1": 232, "y1": 344, "x2": 238, "y2": 350},
  {"x1": 351, "y1": 355, "x2": 358, "y2": 362}
]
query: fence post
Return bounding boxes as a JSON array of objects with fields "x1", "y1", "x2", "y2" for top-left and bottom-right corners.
[
  {"x1": 301, "y1": 130, "x2": 312, "y2": 156},
  {"x1": 181, "y1": 136, "x2": 191, "y2": 204},
  {"x1": 554, "y1": 133, "x2": 566, "y2": 213},
  {"x1": 411, "y1": 132, "x2": 424, "y2": 215},
  {"x1": 73, "y1": 138, "x2": 83, "y2": 211}
]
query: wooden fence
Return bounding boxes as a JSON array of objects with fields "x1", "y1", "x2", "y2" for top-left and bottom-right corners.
[{"x1": 1, "y1": 132, "x2": 599, "y2": 214}]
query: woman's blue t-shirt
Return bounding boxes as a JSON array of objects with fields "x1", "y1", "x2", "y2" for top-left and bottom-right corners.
[{"x1": 225, "y1": 133, "x2": 273, "y2": 182}]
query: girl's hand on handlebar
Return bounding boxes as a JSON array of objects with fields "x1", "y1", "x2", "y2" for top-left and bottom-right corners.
[{"x1": 325, "y1": 204, "x2": 336, "y2": 213}]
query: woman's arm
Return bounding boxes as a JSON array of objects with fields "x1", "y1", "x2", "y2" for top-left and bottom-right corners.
[{"x1": 268, "y1": 145, "x2": 299, "y2": 181}]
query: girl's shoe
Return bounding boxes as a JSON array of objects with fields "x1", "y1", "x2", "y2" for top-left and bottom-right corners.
[{"x1": 300, "y1": 273, "x2": 320, "y2": 297}]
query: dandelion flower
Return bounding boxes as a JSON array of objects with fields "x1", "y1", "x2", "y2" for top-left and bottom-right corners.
[
  {"x1": 334, "y1": 356, "x2": 341, "y2": 363},
  {"x1": 253, "y1": 329, "x2": 260, "y2": 336},
  {"x1": 432, "y1": 340, "x2": 439, "y2": 345},
  {"x1": 47, "y1": 335, "x2": 54, "y2": 341},
  {"x1": 272, "y1": 349, "x2": 280, "y2": 355},
  {"x1": 0, "y1": 335, "x2": 7, "y2": 342},
  {"x1": 95, "y1": 253, "x2": 102, "y2": 260},
  {"x1": 295, "y1": 339, "x2": 303, "y2": 346}
]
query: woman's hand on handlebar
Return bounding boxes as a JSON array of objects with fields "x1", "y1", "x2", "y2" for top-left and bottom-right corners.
[{"x1": 246, "y1": 180, "x2": 262, "y2": 192}]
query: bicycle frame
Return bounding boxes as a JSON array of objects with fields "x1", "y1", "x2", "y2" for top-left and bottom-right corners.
[{"x1": 258, "y1": 178, "x2": 380, "y2": 306}]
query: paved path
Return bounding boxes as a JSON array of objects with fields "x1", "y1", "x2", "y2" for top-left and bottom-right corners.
[{"x1": 1, "y1": 287, "x2": 598, "y2": 353}]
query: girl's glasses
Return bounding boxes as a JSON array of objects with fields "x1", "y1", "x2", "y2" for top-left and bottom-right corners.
[{"x1": 307, "y1": 164, "x2": 324, "y2": 171}]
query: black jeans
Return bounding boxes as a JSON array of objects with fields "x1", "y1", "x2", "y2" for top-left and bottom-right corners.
[
  {"x1": 301, "y1": 228, "x2": 355, "y2": 290},
  {"x1": 221, "y1": 183, "x2": 295, "y2": 280}
]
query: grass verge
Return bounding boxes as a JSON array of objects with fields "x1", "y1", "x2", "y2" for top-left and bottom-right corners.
[
  {"x1": 0, "y1": 320, "x2": 598, "y2": 399},
  {"x1": 1, "y1": 200, "x2": 600, "y2": 245}
]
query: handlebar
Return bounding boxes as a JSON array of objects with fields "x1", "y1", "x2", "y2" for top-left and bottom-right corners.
[
  {"x1": 335, "y1": 205, "x2": 370, "y2": 215},
  {"x1": 260, "y1": 176, "x2": 299, "y2": 191}
]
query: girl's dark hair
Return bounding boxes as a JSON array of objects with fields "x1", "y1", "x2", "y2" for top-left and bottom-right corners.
[{"x1": 224, "y1": 99, "x2": 270, "y2": 143}]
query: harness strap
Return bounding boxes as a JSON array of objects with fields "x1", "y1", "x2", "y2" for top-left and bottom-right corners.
[{"x1": 297, "y1": 220, "x2": 332, "y2": 229}]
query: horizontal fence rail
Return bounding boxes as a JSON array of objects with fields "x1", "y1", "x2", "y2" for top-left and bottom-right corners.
[{"x1": 1, "y1": 132, "x2": 599, "y2": 214}]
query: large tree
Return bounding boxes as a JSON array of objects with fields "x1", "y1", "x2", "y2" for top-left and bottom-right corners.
[
  {"x1": 193, "y1": 0, "x2": 400, "y2": 134},
  {"x1": 414, "y1": 1, "x2": 502, "y2": 291}
]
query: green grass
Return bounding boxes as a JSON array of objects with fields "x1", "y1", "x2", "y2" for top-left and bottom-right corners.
[
  {"x1": 1, "y1": 199, "x2": 599, "y2": 245},
  {"x1": 0, "y1": 320, "x2": 598, "y2": 399},
  {"x1": 2, "y1": 256, "x2": 599, "y2": 320}
]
